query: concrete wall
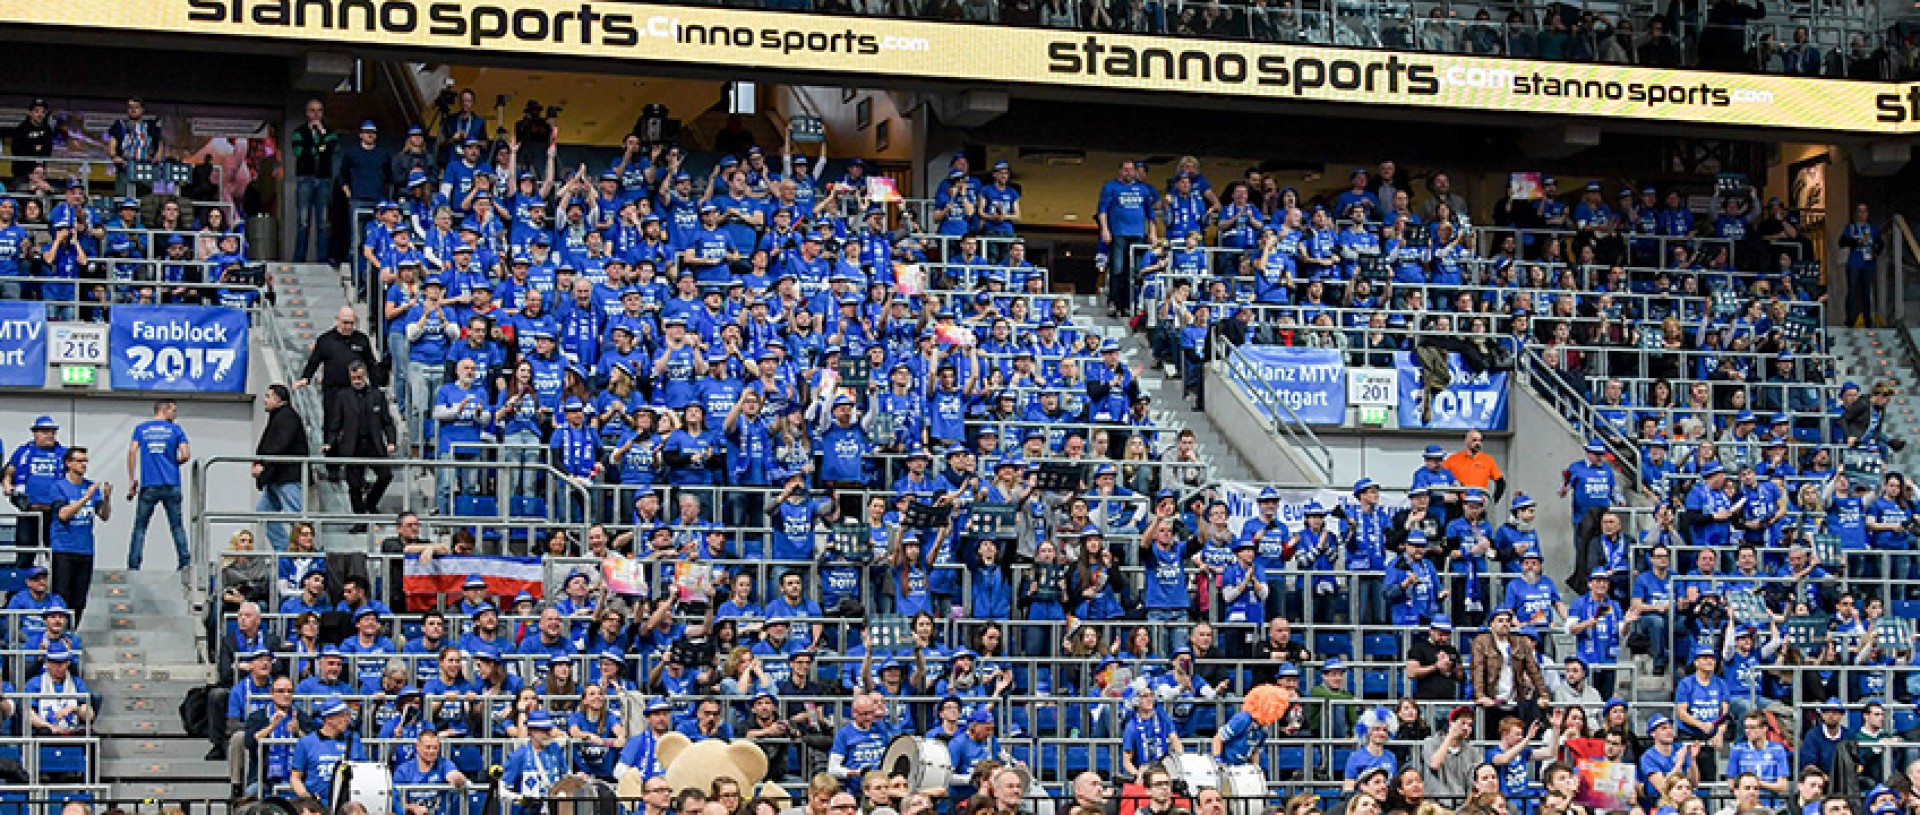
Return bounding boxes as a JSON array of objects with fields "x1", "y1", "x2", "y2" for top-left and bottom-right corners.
[
  {"x1": 1206, "y1": 365, "x2": 1317, "y2": 484},
  {"x1": 1507, "y1": 384, "x2": 1590, "y2": 573},
  {"x1": 0, "y1": 391, "x2": 260, "y2": 569},
  {"x1": 1309, "y1": 430, "x2": 1510, "y2": 491}
]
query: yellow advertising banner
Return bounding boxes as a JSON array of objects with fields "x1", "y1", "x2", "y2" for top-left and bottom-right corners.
[{"x1": 4, "y1": 0, "x2": 1917, "y2": 134}]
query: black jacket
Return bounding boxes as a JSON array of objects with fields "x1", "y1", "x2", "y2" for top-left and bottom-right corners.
[
  {"x1": 327, "y1": 384, "x2": 396, "y2": 457},
  {"x1": 255, "y1": 404, "x2": 310, "y2": 486},
  {"x1": 8, "y1": 115, "x2": 52, "y2": 164},
  {"x1": 1840, "y1": 398, "x2": 1882, "y2": 443},
  {"x1": 299, "y1": 329, "x2": 378, "y2": 390}
]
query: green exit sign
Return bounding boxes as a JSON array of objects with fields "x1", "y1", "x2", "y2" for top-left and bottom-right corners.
[
  {"x1": 1358, "y1": 405, "x2": 1390, "y2": 425},
  {"x1": 59, "y1": 365, "x2": 95, "y2": 387}
]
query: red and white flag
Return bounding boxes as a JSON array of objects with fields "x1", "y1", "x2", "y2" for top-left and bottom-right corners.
[{"x1": 403, "y1": 554, "x2": 544, "y2": 611}]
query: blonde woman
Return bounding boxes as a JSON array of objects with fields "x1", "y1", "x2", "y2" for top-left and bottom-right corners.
[
  {"x1": 719, "y1": 646, "x2": 776, "y2": 698},
  {"x1": 220, "y1": 529, "x2": 272, "y2": 605},
  {"x1": 277, "y1": 521, "x2": 325, "y2": 599}
]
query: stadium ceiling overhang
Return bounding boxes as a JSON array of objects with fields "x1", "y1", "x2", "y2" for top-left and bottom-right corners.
[{"x1": 6, "y1": 0, "x2": 1919, "y2": 136}]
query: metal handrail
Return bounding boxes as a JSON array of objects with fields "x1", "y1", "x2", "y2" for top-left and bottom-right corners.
[
  {"x1": 1516, "y1": 344, "x2": 1645, "y2": 488},
  {"x1": 1218, "y1": 339, "x2": 1337, "y2": 483}
]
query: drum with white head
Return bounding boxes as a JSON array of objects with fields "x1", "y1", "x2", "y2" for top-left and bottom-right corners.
[
  {"x1": 883, "y1": 735, "x2": 954, "y2": 792},
  {"x1": 1163, "y1": 754, "x2": 1220, "y2": 799},
  {"x1": 1218, "y1": 764, "x2": 1268, "y2": 815},
  {"x1": 333, "y1": 761, "x2": 394, "y2": 815}
]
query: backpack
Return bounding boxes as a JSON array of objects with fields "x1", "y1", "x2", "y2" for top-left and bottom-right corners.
[{"x1": 179, "y1": 685, "x2": 213, "y2": 738}]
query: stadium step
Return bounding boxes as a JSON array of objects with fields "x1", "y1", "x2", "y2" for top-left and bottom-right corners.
[
  {"x1": 82, "y1": 568, "x2": 229, "y2": 802},
  {"x1": 101, "y1": 757, "x2": 228, "y2": 780},
  {"x1": 112, "y1": 780, "x2": 236, "y2": 804},
  {"x1": 1069, "y1": 296, "x2": 1262, "y2": 484},
  {"x1": 100, "y1": 732, "x2": 217, "y2": 761},
  {"x1": 1832, "y1": 327, "x2": 1920, "y2": 475},
  {"x1": 264, "y1": 262, "x2": 362, "y2": 512}
]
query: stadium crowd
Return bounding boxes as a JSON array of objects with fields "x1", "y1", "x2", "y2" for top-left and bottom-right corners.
[
  {"x1": 78, "y1": 83, "x2": 1896, "y2": 815},
  {"x1": 1, "y1": 97, "x2": 257, "y2": 318}
]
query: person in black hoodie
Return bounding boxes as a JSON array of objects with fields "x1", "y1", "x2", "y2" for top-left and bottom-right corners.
[{"x1": 254, "y1": 383, "x2": 310, "y2": 551}]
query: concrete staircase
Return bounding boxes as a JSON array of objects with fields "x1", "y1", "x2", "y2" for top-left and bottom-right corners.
[
  {"x1": 84, "y1": 569, "x2": 228, "y2": 803},
  {"x1": 265, "y1": 262, "x2": 363, "y2": 516},
  {"x1": 1067, "y1": 296, "x2": 1261, "y2": 485},
  {"x1": 1830, "y1": 327, "x2": 1920, "y2": 474}
]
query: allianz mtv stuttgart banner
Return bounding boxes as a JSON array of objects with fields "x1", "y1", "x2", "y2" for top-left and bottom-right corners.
[
  {"x1": 109, "y1": 305, "x2": 250, "y2": 393},
  {"x1": 1231, "y1": 346, "x2": 1346, "y2": 425},
  {"x1": 0, "y1": 303, "x2": 46, "y2": 388}
]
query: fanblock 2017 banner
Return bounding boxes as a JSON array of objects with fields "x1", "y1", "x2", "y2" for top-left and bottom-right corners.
[
  {"x1": 109, "y1": 305, "x2": 250, "y2": 393},
  {"x1": 1394, "y1": 351, "x2": 1511, "y2": 430}
]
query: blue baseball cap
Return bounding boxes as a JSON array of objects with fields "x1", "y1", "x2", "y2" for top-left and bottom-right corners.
[
  {"x1": 525, "y1": 710, "x2": 557, "y2": 729},
  {"x1": 1258, "y1": 487, "x2": 1281, "y2": 501},
  {"x1": 359, "y1": 120, "x2": 377, "y2": 132},
  {"x1": 1322, "y1": 658, "x2": 1346, "y2": 672},
  {"x1": 1646, "y1": 715, "x2": 1671, "y2": 735},
  {"x1": 1512, "y1": 494, "x2": 1537, "y2": 511},
  {"x1": 31, "y1": 415, "x2": 58, "y2": 431},
  {"x1": 645, "y1": 698, "x2": 671, "y2": 714},
  {"x1": 1423, "y1": 444, "x2": 1445, "y2": 458},
  {"x1": 1277, "y1": 663, "x2": 1300, "y2": 679},
  {"x1": 319, "y1": 696, "x2": 351, "y2": 718},
  {"x1": 1428, "y1": 617, "x2": 1453, "y2": 632},
  {"x1": 1702, "y1": 462, "x2": 1727, "y2": 477},
  {"x1": 1584, "y1": 439, "x2": 1608, "y2": 454},
  {"x1": 1353, "y1": 478, "x2": 1379, "y2": 495}
]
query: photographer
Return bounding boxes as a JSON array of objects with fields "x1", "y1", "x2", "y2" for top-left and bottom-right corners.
[{"x1": 513, "y1": 101, "x2": 555, "y2": 174}]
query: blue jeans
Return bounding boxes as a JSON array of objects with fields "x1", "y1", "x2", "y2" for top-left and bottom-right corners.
[
  {"x1": 1634, "y1": 612, "x2": 1670, "y2": 670},
  {"x1": 406, "y1": 362, "x2": 446, "y2": 449},
  {"x1": 128, "y1": 484, "x2": 189, "y2": 570},
  {"x1": 436, "y1": 447, "x2": 483, "y2": 514},
  {"x1": 1354, "y1": 574, "x2": 1387, "y2": 626},
  {"x1": 1147, "y1": 609, "x2": 1187, "y2": 653},
  {"x1": 294, "y1": 177, "x2": 333, "y2": 264},
  {"x1": 503, "y1": 429, "x2": 544, "y2": 495},
  {"x1": 255, "y1": 481, "x2": 303, "y2": 552}
]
